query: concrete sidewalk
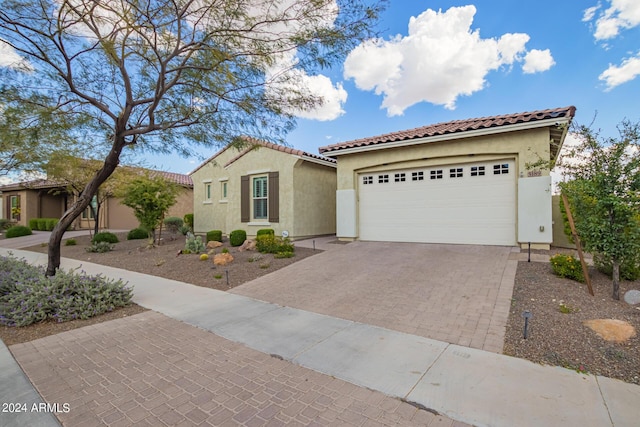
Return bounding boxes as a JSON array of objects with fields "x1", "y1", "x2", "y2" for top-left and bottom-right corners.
[{"x1": 1, "y1": 248, "x2": 638, "y2": 426}]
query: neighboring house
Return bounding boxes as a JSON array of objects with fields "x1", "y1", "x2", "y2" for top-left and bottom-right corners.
[
  {"x1": 190, "y1": 138, "x2": 336, "y2": 240},
  {"x1": 0, "y1": 170, "x2": 193, "y2": 231},
  {"x1": 319, "y1": 106, "x2": 576, "y2": 249}
]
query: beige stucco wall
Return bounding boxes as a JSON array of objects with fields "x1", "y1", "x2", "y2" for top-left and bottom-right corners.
[
  {"x1": 333, "y1": 127, "x2": 553, "y2": 244},
  {"x1": 191, "y1": 145, "x2": 336, "y2": 239},
  {"x1": 292, "y1": 160, "x2": 336, "y2": 238}
]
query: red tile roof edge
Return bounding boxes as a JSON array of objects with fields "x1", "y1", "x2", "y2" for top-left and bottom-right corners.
[
  {"x1": 319, "y1": 106, "x2": 576, "y2": 154},
  {"x1": 223, "y1": 137, "x2": 336, "y2": 168}
]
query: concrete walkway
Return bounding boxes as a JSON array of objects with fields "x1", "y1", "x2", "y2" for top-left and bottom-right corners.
[{"x1": 1, "y1": 247, "x2": 639, "y2": 426}]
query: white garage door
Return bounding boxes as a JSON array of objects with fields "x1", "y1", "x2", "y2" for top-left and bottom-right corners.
[{"x1": 359, "y1": 160, "x2": 516, "y2": 245}]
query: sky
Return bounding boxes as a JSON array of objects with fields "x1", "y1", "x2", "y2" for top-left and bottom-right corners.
[{"x1": 3, "y1": 0, "x2": 640, "y2": 178}]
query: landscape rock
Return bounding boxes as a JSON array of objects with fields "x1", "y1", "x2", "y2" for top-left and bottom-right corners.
[
  {"x1": 213, "y1": 253, "x2": 234, "y2": 266},
  {"x1": 238, "y1": 239, "x2": 256, "y2": 252},
  {"x1": 206, "y1": 240, "x2": 223, "y2": 249},
  {"x1": 583, "y1": 319, "x2": 636, "y2": 343},
  {"x1": 623, "y1": 289, "x2": 640, "y2": 305}
]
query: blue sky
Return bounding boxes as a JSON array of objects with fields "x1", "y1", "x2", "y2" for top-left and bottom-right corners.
[
  {"x1": 153, "y1": 0, "x2": 639, "y2": 175},
  {"x1": 3, "y1": 1, "x2": 640, "y2": 177}
]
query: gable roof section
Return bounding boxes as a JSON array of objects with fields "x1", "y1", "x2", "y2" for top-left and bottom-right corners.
[
  {"x1": 319, "y1": 106, "x2": 576, "y2": 160},
  {"x1": 189, "y1": 137, "x2": 336, "y2": 175}
]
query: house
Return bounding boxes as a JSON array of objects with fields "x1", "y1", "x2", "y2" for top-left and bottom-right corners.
[
  {"x1": 0, "y1": 170, "x2": 193, "y2": 231},
  {"x1": 318, "y1": 106, "x2": 576, "y2": 249},
  {"x1": 190, "y1": 138, "x2": 336, "y2": 240}
]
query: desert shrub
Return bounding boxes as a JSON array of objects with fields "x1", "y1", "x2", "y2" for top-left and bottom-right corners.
[
  {"x1": 65, "y1": 239, "x2": 77, "y2": 246},
  {"x1": 256, "y1": 229, "x2": 275, "y2": 238},
  {"x1": 85, "y1": 242, "x2": 114, "y2": 253},
  {"x1": 5, "y1": 226, "x2": 32, "y2": 238},
  {"x1": 164, "y1": 216, "x2": 184, "y2": 233},
  {"x1": 178, "y1": 224, "x2": 191, "y2": 235},
  {"x1": 45, "y1": 218, "x2": 58, "y2": 231},
  {"x1": 256, "y1": 234, "x2": 295, "y2": 254},
  {"x1": 183, "y1": 213, "x2": 194, "y2": 228},
  {"x1": 206, "y1": 230, "x2": 223, "y2": 243},
  {"x1": 274, "y1": 251, "x2": 295, "y2": 259},
  {"x1": 28, "y1": 218, "x2": 39, "y2": 230},
  {"x1": 221, "y1": 247, "x2": 229, "y2": 254},
  {"x1": 0, "y1": 255, "x2": 132, "y2": 327},
  {"x1": 594, "y1": 253, "x2": 640, "y2": 281},
  {"x1": 92, "y1": 232, "x2": 119, "y2": 244},
  {"x1": 184, "y1": 233, "x2": 205, "y2": 254},
  {"x1": 229, "y1": 229, "x2": 246, "y2": 247},
  {"x1": 0, "y1": 219, "x2": 11, "y2": 230},
  {"x1": 127, "y1": 227, "x2": 149, "y2": 240},
  {"x1": 37, "y1": 218, "x2": 48, "y2": 231},
  {"x1": 550, "y1": 254, "x2": 585, "y2": 283}
]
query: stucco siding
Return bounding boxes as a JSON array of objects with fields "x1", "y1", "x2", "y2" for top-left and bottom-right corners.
[{"x1": 292, "y1": 160, "x2": 337, "y2": 238}]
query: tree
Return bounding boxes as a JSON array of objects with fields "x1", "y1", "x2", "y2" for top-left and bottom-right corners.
[
  {"x1": 0, "y1": 0, "x2": 383, "y2": 275},
  {"x1": 120, "y1": 173, "x2": 178, "y2": 242},
  {"x1": 558, "y1": 120, "x2": 640, "y2": 300}
]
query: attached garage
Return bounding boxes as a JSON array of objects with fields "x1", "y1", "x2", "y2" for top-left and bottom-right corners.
[{"x1": 320, "y1": 106, "x2": 576, "y2": 248}]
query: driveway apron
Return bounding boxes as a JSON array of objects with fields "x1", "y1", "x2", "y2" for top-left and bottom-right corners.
[{"x1": 232, "y1": 241, "x2": 518, "y2": 353}]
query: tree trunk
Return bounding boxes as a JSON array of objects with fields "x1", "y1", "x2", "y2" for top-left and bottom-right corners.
[
  {"x1": 46, "y1": 138, "x2": 125, "y2": 276},
  {"x1": 93, "y1": 202, "x2": 100, "y2": 236},
  {"x1": 612, "y1": 260, "x2": 621, "y2": 300}
]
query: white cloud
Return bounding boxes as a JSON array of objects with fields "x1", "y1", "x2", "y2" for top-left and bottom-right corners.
[
  {"x1": 0, "y1": 39, "x2": 33, "y2": 71},
  {"x1": 343, "y1": 5, "x2": 551, "y2": 116},
  {"x1": 584, "y1": 0, "x2": 640, "y2": 40},
  {"x1": 522, "y1": 49, "x2": 555, "y2": 74},
  {"x1": 599, "y1": 52, "x2": 640, "y2": 89}
]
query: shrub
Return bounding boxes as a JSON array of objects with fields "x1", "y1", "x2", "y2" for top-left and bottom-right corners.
[
  {"x1": 206, "y1": 230, "x2": 223, "y2": 243},
  {"x1": 29, "y1": 218, "x2": 39, "y2": 230},
  {"x1": 221, "y1": 247, "x2": 229, "y2": 254},
  {"x1": 178, "y1": 224, "x2": 191, "y2": 235},
  {"x1": 229, "y1": 229, "x2": 246, "y2": 247},
  {"x1": 45, "y1": 218, "x2": 58, "y2": 231},
  {"x1": 184, "y1": 233, "x2": 205, "y2": 254},
  {"x1": 85, "y1": 242, "x2": 114, "y2": 253},
  {"x1": 594, "y1": 253, "x2": 640, "y2": 281},
  {"x1": 164, "y1": 216, "x2": 184, "y2": 233},
  {"x1": 550, "y1": 254, "x2": 585, "y2": 283},
  {"x1": 0, "y1": 255, "x2": 132, "y2": 327},
  {"x1": 199, "y1": 253, "x2": 209, "y2": 261},
  {"x1": 274, "y1": 251, "x2": 295, "y2": 259},
  {"x1": 183, "y1": 213, "x2": 194, "y2": 228},
  {"x1": 5, "y1": 226, "x2": 32, "y2": 238},
  {"x1": 92, "y1": 232, "x2": 119, "y2": 244},
  {"x1": 127, "y1": 227, "x2": 149, "y2": 240},
  {"x1": 0, "y1": 219, "x2": 11, "y2": 231},
  {"x1": 256, "y1": 229, "x2": 275, "y2": 238},
  {"x1": 65, "y1": 239, "x2": 77, "y2": 246},
  {"x1": 37, "y1": 218, "x2": 48, "y2": 231},
  {"x1": 256, "y1": 234, "x2": 295, "y2": 254}
]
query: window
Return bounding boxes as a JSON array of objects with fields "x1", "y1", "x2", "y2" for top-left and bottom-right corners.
[
  {"x1": 449, "y1": 168, "x2": 463, "y2": 178},
  {"x1": 378, "y1": 174, "x2": 389, "y2": 183},
  {"x1": 430, "y1": 170, "x2": 443, "y2": 180},
  {"x1": 9, "y1": 196, "x2": 19, "y2": 220},
  {"x1": 362, "y1": 176, "x2": 373, "y2": 185},
  {"x1": 204, "y1": 183, "x2": 212, "y2": 200},
  {"x1": 221, "y1": 182, "x2": 228, "y2": 199},
  {"x1": 412, "y1": 171, "x2": 424, "y2": 181},
  {"x1": 253, "y1": 176, "x2": 268, "y2": 219},
  {"x1": 81, "y1": 195, "x2": 97, "y2": 220},
  {"x1": 493, "y1": 163, "x2": 509, "y2": 175},
  {"x1": 394, "y1": 173, "x2": 406, "y2": 182},
  {"x1": 470, "y1": 166, "x2": 485, "y2": 177}
]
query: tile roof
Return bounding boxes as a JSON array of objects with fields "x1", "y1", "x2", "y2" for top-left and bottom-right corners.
[{"x1": 319, "y1": 106, "x2": 576, "y2": 155}]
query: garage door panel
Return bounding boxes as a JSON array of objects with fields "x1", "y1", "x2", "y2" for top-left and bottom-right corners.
[{"x1": 359, "y1": 161, "x2": 516, "y2": 245}]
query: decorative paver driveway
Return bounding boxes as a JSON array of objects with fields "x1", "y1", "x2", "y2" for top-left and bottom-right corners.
[{"x1": 232, "y1": 241, "x2": 518, "y2": 353}]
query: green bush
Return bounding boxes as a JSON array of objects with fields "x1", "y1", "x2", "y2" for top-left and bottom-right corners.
[
  {"x1": 256, "y1": 229, "x2": 275, "y2": 238},
  {"x1": 594, "y1": 253, "x2": 640, "y2": 281},
  {"x1": 85, "y1": 242, "x2": 114, "y2": 253},
  {"x1": 0, "y1": 219, "x2": 11, "y2": 231},
  {"x1": 229, "y1": 229, "x2": 246, "y2": 247},
  {"x1": 127, "y1": 227, "x2": 149, "y2": 240},
  {"x1": 163, "y1": 216, "x2": 184, "y2": 233},
  {"x1": 5, "y1": 226, "x2": 32, "y2": 238},
  {"x1": 37, "y1": 218, "x2": 48, "y2": 231},
  {"x1": 183, "y1": 213, "x2": 194, "y2": 228},
  {"x1": 206, "y1": 230, "x2": 223, "y2": 243},
  {"x1": 65, "y1": 239, "x2": 77, "y2": 246},
  {"x1": 274, "y1": 251, "x2": 295, "y2": 259},
  {"x1": 550, "y1": 254, "x2": 585, "y2": 283},
  {"x1": 45, "y1": 218, "x2": 58, "y2": 231},
  {"x1": 256, "y1": 234, "x2": 295, "y2": 254},
  {"x1": 28, "y1": 218, "x2": 39, "y2": 230},
  {"x1": 184, "y1": 233, "x2": 205, "y2": 254},
  {"x1": 0, "y1": 255, "x2": 132, "y2": 326},
  {"x1": 92, "y1": 232, "x2": 119, "y2": 244},
  {"x1": 178, "y1": 224, "x2": 191, "y2": 235}
]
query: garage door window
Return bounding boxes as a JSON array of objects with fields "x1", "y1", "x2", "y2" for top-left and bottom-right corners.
[
  {"x1": 363, "y1": 176, "x2": 373, "y2": 185},
  {"x1": 494, "y1": 163, "x2": 509, "y2": 175},
  {"x1": 378, "y1": 174, "x2": 389, "y2": 183},
  {"x1": 430, "y1": 170, "x2": 443, "y2": 180},
  {"x1": 394, "y1": 173, "x2": 406, "y2": 182},
  {"x1": 471, "y1": 166, "x2": 485, "y2": 176},
  {"x1": 449, "y1": 168, "x2": 463, "y2": 178},
  {"x1": 412, "y1": 171, "x2": 424, "y2": 181}
]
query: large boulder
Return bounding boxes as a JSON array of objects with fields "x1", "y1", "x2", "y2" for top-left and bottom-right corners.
[
  {"x1": 213, "y1": 253, "x2": 234, "y2": 266},
  {"x1": 238, "y1": 239, "x2": 256, "y2": 252},
  {"x1": 207, "y1": 240, "x2": 223, "y2": 249}
]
